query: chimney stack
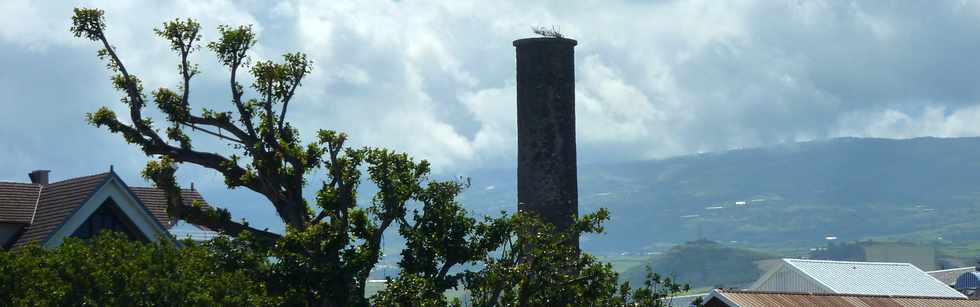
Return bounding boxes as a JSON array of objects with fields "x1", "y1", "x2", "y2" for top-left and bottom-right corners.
[
  {"x1": 513, "y1": 37, "x2": 579, "y2": 249},
  {"x1": 29, "y1": 170, "x2": 50, "y2": 185}
]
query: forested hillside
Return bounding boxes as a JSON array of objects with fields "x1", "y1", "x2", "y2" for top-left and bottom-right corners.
[{"x1": 459, "y1": 137, "x2": 980, "y2": 252}]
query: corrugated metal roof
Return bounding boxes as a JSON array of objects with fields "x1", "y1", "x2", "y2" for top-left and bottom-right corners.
[
  {"x1": 168, "y1": 220, "x2": 219, "y2": 242},
  {"x1": 665, "y1": 293, "x2": 708, "y2": 307},
  {"x1": 783, "y1": 259, "x2": 966, "y2": 298},
  {"x1": 707, "y1": 289, "x2": 980, "y2": 307}
]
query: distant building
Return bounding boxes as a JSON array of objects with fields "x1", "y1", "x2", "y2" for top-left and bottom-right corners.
[
  {"x1": 0, "y1": 170, "x2": 218, "y2": 249},
  {"x1": 928, "y1": 266, "x2": 975, "y2": 286},
  {"x1": 811, "y1": 241, "x2": 937, "y2": 271},
  {"x1": 703, "y1": 289, "x2": 980, "y2": 307},
  {"x1": 955, "y1": 271, "x2": 980, "y2": 298},
  {"x1": 664, "y1": 293, "x2": 707, "y2": 307},
  {"x1": 749, "y1": 258, "x2": 966, "y2": 298}
]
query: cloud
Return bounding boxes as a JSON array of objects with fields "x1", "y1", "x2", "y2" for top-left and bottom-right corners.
[
  {"x1": 7, "y1": 0, "x2": 980, "y2": 230},
  {"x1": 834, "y1": 105, "x2": 980, "y2": 139}
]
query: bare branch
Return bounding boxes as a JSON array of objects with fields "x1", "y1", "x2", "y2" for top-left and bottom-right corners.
[{"x1": 183, "y1": 122, "x2": 243, "y2": 143}]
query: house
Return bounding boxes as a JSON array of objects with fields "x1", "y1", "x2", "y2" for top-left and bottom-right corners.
[
  {"x1": 703, "y1": 289, "x2": 980, "y2": 307},
  {"x1": 749, "y1": 258, "x2": 966, "y2": 298},
  {"x1": 0, "y1": 169, "x2": 217, "y2": 249}
]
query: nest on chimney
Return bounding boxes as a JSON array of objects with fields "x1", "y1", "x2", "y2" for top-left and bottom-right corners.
[{"x1": 531, "y1": 25, "x2": 564, "y2": 39}]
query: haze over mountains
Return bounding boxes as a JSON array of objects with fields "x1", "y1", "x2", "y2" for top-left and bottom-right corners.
[{"x1": 458, "y1": 137, "x2": 980, "y2": 252}]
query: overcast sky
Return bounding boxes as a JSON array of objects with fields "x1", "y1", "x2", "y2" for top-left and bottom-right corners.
[{"x1": 4, "y1": 0, "x2": 980, "y2": 231}]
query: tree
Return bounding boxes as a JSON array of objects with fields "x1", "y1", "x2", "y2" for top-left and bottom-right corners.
[
  {"x1": 375, "y1": 209, "x2": 702, "y2": 307},
  {"x1": 71, "y1": 7, "x2": 509, "y2": 306},
  {"x1": 70, "y1": 7, "x2": 699, "y2": 306}
]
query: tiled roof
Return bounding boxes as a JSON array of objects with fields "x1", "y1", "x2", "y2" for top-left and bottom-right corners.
[
  {"x1": 129, "y1": 187, "x2": 211, "y2": 227},
  {"x1": 929, "y1": 267, "x2": 976, "y2": 286},
  {"x1": 0, "y1": 182, "x2": 41, "y2": 223},
  {"x1": 707, "y1": 289, "x2": 980, "y2": 307},
  {"x1": 12, "y1": 173, "x2": 112, "y2": 247},
  {"x1": 0, "y1": 172, "x2": 213, "y2": 248},
  {"x1": 782, "y1": 259, "x2": 966, "y2": 298}
]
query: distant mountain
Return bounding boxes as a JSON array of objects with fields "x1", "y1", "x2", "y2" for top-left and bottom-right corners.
[{"x1": 457, "y1": 137, "x2": 980, "y2": 252}]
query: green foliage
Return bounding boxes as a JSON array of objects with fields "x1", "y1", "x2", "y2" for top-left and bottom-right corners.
[
  {"x1": 69, "y1": 8, "x2": 106, "y2": 41},
  {"x1": 69, "y1": 7, "x2": 699, "y2": 307},
  {"x1": 460, "y1": 210, "x2": 625, "y2": 306},
  {"x1": 0, "y1": 232, "x2": 277, "y2": 307},
  {"x1": 375, "y1": 210, "x2": 701, "y2": 307},
  {"x1": 627, "y1": 268, "x2": 704, "y2": 307}
]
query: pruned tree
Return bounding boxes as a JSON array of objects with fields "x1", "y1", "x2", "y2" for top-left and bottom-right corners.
[
  {"x1": 73, "y1": 8, "x2": 310, "y2": 236},
  {"x1": 70, "y1": 7, "x2": 507, "y2": 306},
  {"x1": 70, "y1": 7, "x2": 696, "y2": 307}
]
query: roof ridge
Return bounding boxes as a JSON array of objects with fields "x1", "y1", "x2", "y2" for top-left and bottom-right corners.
[
  {"x1": 0, "y1": 172, "x2": 113, "y2": 186},
  {"x1": 47, "y1": 172, "x2": 112, "y2": 186},
  {"x1": 0, "y1": 181, "x2": 40, "y2": 186},
  {"x1": 717, "y1": 289, "x2": 972, "y2": 300},
  {"x1": 928, "y1": 267, "x2": 975, "y2": 273},
  {"x1": 130, "y1": 186, "x2": 198, "y2": 191},
  {"x1": 29, "y1": 184, "x2": 43, "y2": 224},
  {"x1": 785, "y1": 258, "x2": 913, "y2": 266}
]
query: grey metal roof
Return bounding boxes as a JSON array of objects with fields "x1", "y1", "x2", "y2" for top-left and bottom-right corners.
[
  {"x1": 168, "y1": 220, "x2": 219, "y2": 242},
  {"x1": 664, "y1": 293, "x2": 707, "y2": 307},
  {"x1": 782, "y1": 258, "x2": 966, "y2": 298},
  {"x1": 708, "y1": 289, "x2": 980, "y2": 307}
]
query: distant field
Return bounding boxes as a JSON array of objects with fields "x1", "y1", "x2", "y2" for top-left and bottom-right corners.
[{"x1": 597, "y1": 255, "x2": 651, "y2": 274}]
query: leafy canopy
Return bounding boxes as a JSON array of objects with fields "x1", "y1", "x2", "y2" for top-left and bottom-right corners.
[{"x1": 68, "y1": 7, "x2": 700, "y2": 307}]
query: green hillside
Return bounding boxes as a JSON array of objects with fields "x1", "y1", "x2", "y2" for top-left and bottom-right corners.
[
  {"x1": 621, "y1": 240, "x2": 776, "y2": 289},
  {"x1": 458, "y1": 137, "x2": 980, "y2": 252}
]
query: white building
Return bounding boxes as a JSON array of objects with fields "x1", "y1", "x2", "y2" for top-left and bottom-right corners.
[{"x1": 749, "y1": 258, "x2": 966, "y2": 298}]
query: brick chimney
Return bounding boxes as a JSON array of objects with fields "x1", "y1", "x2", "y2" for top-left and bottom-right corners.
[
  {"x1": 513, "y1": 37, "x2": 579, "y2": 249},
  {"x1": 29, "y1": 170, "x2": 50, "y2": 185}
]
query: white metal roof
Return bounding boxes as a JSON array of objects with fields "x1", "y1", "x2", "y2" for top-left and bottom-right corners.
[
  {"x1": 760, "y1": 259, "x2": 966, "y2": 298},
  {"x1": 168, "y1": 220, "x2": 219, "y2": 241}
]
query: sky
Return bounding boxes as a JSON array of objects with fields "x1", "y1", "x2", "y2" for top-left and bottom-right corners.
[{"x1": 4, "y1": 0, "x2": 980, "y2": 231}]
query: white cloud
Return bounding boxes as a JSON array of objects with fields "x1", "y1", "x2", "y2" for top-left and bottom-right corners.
[
  {"x1": 835, "y1": 106, "x2": 980, "y2": 139},
  {"x1": 460, "y1": 84, "x2": 517, "y2": 166},
  {"x1": 8, "y1": 1, "x2": 980, "y2": 228},
  {"x1": 577, "y1": 55, "x2": 662, "y2": 143}
]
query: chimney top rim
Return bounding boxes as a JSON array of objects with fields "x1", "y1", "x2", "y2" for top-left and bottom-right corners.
[{"x1": 513, "y1": 37, "x2": 577, "y2": 47}]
